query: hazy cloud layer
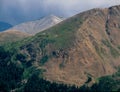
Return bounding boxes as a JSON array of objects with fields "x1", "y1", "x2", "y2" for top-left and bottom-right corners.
[{"x1": 0, "y1": 0, "x2": 120, "y2": 25}]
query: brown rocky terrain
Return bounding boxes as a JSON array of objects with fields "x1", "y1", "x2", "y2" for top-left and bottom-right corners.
[
  {"x1": 8, "y1": 5, "x2": 120, "y2": 87},
  {"x1": 43, "y1": 6, "x2": 120, "y2": 86}
]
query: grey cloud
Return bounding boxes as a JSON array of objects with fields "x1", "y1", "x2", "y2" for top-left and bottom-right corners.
[{"x1": 0, "y1": 0, "x2": 120, "y2": 25}]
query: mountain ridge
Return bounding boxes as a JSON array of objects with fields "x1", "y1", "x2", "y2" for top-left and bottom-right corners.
[
  {"x1": 17, "y1": 5, "x2": 120, "y2": 86},
  {"x1": 0, "y1": 5, "x2": 120, "y2": 91},
  {"x1": 8, "y1": 15, "x2": 63, "y2": 34}
]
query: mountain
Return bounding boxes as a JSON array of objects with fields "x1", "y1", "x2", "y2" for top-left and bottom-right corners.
[
  {"x1": 9, "y1": 15, "x2": 63, "y2": 34},
  {"x1": 0, "y1": 22, "x2": 12, "y2": 32},
  {"x1": 0, "y1": 30, "x2": 30, "y2": 44},
  {"x1": 1, "y1": 5, "x2": 120, "y2": 91}
]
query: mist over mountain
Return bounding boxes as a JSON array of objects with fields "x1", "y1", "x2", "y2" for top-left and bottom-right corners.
[{"x1": 0, "y1": 0, "x2": 120, "y2": 25}]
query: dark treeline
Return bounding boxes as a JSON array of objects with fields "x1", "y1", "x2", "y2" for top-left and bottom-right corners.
[
  {"x1": 24, "y1": 73, "x2": 120, "y2": 92},
  {"x1": 0, "y1": 46, "x2": 120, "y2": 92},
  {"x1": 0, "y1": 46, "x2": 24, "y2": 92},
  {"x1": 24, "y1": 73, "x2": 90, "y2": 92}
]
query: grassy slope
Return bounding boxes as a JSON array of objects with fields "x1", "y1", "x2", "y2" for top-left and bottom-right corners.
[{"x1": 0, "y1": 31, "x2": 29, "y2": 45}]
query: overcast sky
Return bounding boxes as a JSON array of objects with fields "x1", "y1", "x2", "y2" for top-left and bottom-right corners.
[{"x1": 0, "y1": 0, "x2": 120, "y2": 25}]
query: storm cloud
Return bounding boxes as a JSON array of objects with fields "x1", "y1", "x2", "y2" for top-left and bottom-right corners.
[{"x1": 0, "y1": 0, "x2": 120, "y2": 25}]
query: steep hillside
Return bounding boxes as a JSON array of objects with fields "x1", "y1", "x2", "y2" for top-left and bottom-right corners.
[
  {"x1": 16, "y1": 6, "x2": 120, "y2": 86},
  {"x1": 1, "y1": 5, "x2": 120, "y2": 91},
  {"x1": 0, "y1": 22, "x2": 12, "y2": 32},
  {"x1": 8, "y1": 15, "x2": 63, "y2": 34}
]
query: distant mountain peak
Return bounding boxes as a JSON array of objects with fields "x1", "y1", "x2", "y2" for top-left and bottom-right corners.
[
  {"x1": 40, "y1": 14, "x2": 63, "y2": 24},
  {"x1": 7, "y1": 15, "x2": 63, "y2": 34}
]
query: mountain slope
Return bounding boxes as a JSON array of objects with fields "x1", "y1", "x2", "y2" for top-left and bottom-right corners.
[
  {"x1": 0, "y1": 30, "x2": 30, "y2": 44},
  {"x1": 15, "y1": 7, "x2": 120, "y2": 85},
  {"x1": 9, "y1": 15, "x2": 63, "y2": 34},
  {"x1": 0, "y1": 22, "x2": 12, "y2": 32},
  {"x1": 1, "y1": 5, "x2": 120, "y2": 91},
  {"x1": 16, "y1": 6, "x2": 120, "y2": 86}
]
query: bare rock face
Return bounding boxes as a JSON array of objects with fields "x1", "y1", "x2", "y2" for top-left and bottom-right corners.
[
  {"x1": 8, "y1": 15, "x2": 63, "y2": 34},
  {"x1": 106, "y1": 5, "x2": 120, "y2": 46},
  {"x1": 18, "y1": 5, "x2": 120, "y2": 86}
]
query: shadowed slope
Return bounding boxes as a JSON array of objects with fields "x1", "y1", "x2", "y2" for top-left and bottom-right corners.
[{"x1": 0, "y1": 22, "x2": 12, "y2": 32}]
